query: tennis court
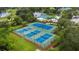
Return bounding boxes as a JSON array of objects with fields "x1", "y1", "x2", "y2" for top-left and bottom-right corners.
[
  {"x1": 26, "y1": 30, "x2": 41, "y2": 38},
  {"x1": 36, "y1": 34, "x2": 52, "y2": 43},
  {"x1": 14, "y1": 22, "x2": 55, "y2": 48},
  {"x1": 33, "y1": 23, "x2": 53, "y2": 30}
]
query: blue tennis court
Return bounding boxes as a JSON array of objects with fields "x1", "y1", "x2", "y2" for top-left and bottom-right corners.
[
  {"x1": 17, "y1": 28, "x2": 31, "y2": 34},
  {"x1": 33, "y1": 23, "x2": 53, "y2": 30},
  {"x1": 15, "y1": 22, "x2": 55, "y2": 48},
  {"x1": 26, "y1": 30, "x2": 41, "y2": 38},
  {"x1": 36, "y1": 34, "x2": 52, "y2": 43}
]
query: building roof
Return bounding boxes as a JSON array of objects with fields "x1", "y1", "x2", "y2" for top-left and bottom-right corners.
[
  {"x1": 33, "y1": 12, "x2": 60, "y2": 22},
  {"x1": 71, "y1": 16, "x2": 79, "y2": 23},
  {"x1": 0, "y1": 12, "x2": 10, "y2": 18}
]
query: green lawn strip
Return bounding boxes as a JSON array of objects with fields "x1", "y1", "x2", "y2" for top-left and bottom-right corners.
[{"x1": 8, "y1": 33, "x2": 37, "y2": 51}]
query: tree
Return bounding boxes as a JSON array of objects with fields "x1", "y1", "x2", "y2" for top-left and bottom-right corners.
[
  {"x1": 57, "y1": 11, "x2": 79, "y2": 50},
  {"x1": 0, "y1": 26, "x2": 10, "y2": 50},
  {"x1": 57, "y1": 18, "x2": 72, "y2": 31},
  {"x1": 71, "y1": 7, "x2": 79, "y2": 16},
  {"x1": 57, "y1": 8, "x2": 79, "y2": 50},
  {"x1": 60, "y1": 10, "x2": 73, "y2": 19},
  {"x1": 16, "y1": 8, "x2": 37, "y2": 22},
  {"x1": 62, "y1": 26, "x2": 79, "y2": 51},
  {"x1": 13, "y1": 16, "x2": 23, "y2": 25},
  {"x1": 0, "y1": 22, "x2": 15, "y2": 50}
]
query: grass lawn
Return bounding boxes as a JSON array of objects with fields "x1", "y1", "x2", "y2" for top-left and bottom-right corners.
[{"x1": 8, "y1": 33, "x2": 37, "y2": 51}]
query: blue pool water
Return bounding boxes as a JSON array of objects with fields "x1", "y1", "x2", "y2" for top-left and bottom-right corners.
[
  {"x1": 36, "y1": 34, "x2": 52, "y2": 43},
  {"x1": 26, "y1": 30, "x2": 41, "y2": 38},
  {"x1": 33, "y1": 23, "x2": 53, "y2": 30}
]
